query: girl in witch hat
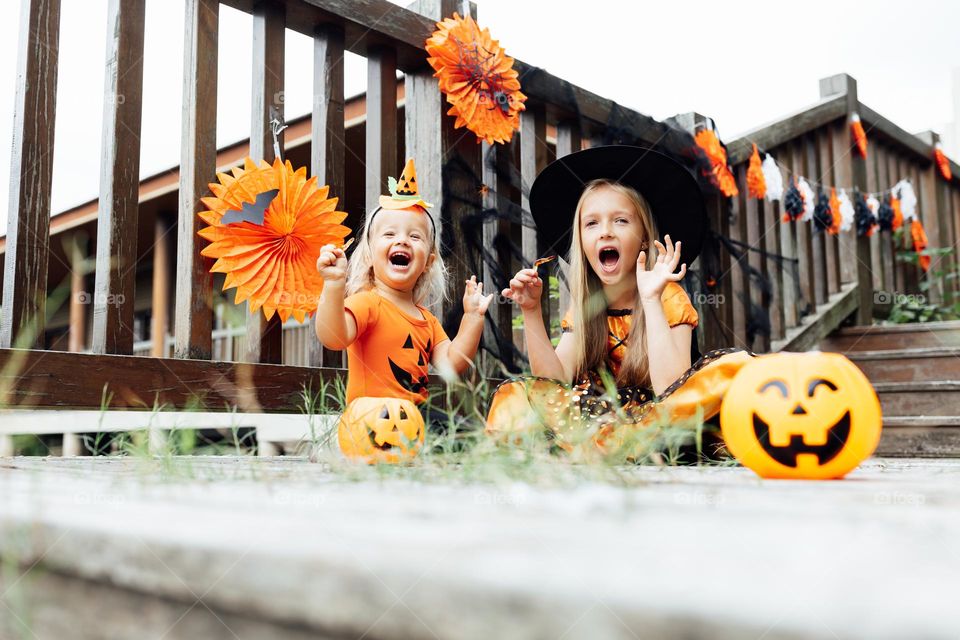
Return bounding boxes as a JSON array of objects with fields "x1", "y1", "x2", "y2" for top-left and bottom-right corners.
[
  {"x1": 486, "y1": 146, "x2": 752, "y2": 458},
  {"x1": 316, "y1": 159, "x2": 493, "y2": 408}
]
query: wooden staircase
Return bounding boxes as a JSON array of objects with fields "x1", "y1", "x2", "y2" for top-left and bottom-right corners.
[{"x1": 819, "y1": 321, "x2": 960, "y2": 457}]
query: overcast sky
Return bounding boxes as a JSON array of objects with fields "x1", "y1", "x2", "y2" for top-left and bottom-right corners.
[{"x1": 1, "y1": 0, "x2": 958, "y2": 232}]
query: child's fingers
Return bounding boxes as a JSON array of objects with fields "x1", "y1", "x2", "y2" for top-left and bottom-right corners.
[
  {"x1": 637, "y1": 250, "x2": 646, "y2": 269},
  {"x1": 668, "y1": 241, "x2": 682, "y2": 269},
  {"x1": 672, "y1": 263, "x2": 687, "y2": 280},
  {"x1": 664, "y1": 234, "x2": 674, "y2": 255}
]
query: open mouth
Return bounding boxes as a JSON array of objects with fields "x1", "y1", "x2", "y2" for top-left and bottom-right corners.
[
  {"x1": 389, "y1": 250, "x2": 412, "y2": 269},
  {"x1": 598, "y1": 247, "x2": 620, "y2": 273},
  {"x1": 752, "y1": 411, "x2": 851, "y2": 467}
]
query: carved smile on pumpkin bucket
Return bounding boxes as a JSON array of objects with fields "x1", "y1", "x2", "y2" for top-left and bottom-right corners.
[
  {"x1": 366, "y1": 404, "x2": 421, "y2": 450},
  {"x1": 752, "y1": 410, "x2": 851, "y2": 468}
]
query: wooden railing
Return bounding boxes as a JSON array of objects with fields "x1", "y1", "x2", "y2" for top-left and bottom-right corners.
[
  {"x1": 2, "y1": 0, "x2": 958, "y2": 431},
  {"x1": 1, "y1": 0, "x2": 702, "y2": 416},
  {"x1": 705, "y1": 74, "x2": 960, "y2": 353}
]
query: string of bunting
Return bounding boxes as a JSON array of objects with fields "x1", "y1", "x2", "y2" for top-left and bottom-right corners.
[{"x1": 693, "y1": 117, "x2": 956, "y2": 273}]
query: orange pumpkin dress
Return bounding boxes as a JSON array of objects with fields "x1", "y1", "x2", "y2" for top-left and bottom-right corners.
[{"x1": 485, "y1": 285, "x2": 753, "y2": 454}]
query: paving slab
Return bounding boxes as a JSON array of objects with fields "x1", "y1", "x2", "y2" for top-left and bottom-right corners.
[{"x1": 1, "y1": 456, "x2": 958, "y2": 639}]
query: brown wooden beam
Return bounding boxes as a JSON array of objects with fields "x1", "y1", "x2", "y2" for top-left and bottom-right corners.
[
  {"x1": 311, "y1": 22, "x2": 346, "y2": 368},
  {"x1": 175, "y1": 0, "x2": 218, "y2": 360},
  {"x1": 1, "y1": 0, "x2": 61, "y2": 349},
  {"x1": 245, "y1": 0, "x2": 285, "y2": 364},
  {"x1": 92, "y1": 0, "x2": 145, "y2": 355}
]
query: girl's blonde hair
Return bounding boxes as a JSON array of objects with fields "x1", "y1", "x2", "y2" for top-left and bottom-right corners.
[
  {"x1": 345, "y1": 206, "x2": 448, "y2": 308},
  {"x1": 567, "y1": 179, "x2": 658, "y2": 388}
]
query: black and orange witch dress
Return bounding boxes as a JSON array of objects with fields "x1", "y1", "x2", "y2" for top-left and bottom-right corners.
[{"x1": 485, "y1": 283, "x2": 753, "y2": 456}]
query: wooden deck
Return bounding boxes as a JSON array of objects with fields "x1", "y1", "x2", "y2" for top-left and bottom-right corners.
[{"x1": 1, "y1": 456, "x2": 959, "y2": 639}]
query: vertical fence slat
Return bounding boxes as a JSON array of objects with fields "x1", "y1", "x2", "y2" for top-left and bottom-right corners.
[
  {"x1": 92, "y1": 0, "x2": 145, "y2": 355},
  {"x1": 728, "y1": 163, "x2": 748, "y2": 347},
  {"x1": 792, "y1": 140, "x2": 815, "y2": 317},
  {"x1": 555, "y1": 120, "x2": 581, "y2": 318},
  {"x1": 919, "y1": 141, "x2": 942, "y2": 303},
  {"x1": 151, "y1": 212, "x2": 174, "y2": 357},
  {"x1": 876, "y1": 144, "x2": 895, "y2": 294},
  {"x1": 1, "y1": 0, "x2": 61, "y2": 349},
  {"x1": 743, "y1": 164, "x2": 767, "y2": 351},
  {"x1": 68, "y1": 238, "x2": 88, "y2": 352},
  {"x1": 848, "y1": 108, "x2": 872, "y2": 323},
  {"x1": 175, "y1": 0, "x2": 217, "y2": 360},
  {"x1": 311, "y1": 22, "x2": 346, "y2": 369},
  {"x1": 764, "y1": 193, "x2": 784, "y2": 342},
  {"x1": 521, "y1": 106, "x2": 548, "y2": 330},
  {"x1": 816, "y1": 126, "x2": 840, "y2": 295},
  {"x1": 778, "y1": 146, "x2": 799, "y2": 330},
  {"x1": 807, "y1": 133, "x2": 827, "y2": 307},
  {"x1": 244, "y1": 0, "x2": 285, "y2": 364},
  {"x1": 865, "y1": 134, "x2": 883, "y2": 292},
  {"x1": 829, "y1": 120, "x2": 856, "y2": 288},
  {"x1": 365, "y1": 45, "x2": 398, "y2": 213}
]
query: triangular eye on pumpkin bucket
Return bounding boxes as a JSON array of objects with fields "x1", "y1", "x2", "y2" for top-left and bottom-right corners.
[{"x1": 379, "y1": 158, "x2": 434, "y2": 210}]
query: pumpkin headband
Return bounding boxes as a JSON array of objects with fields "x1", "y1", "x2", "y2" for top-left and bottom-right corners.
[{"x1": 367, "y1": 158, "x2": 437, "y2": 240}]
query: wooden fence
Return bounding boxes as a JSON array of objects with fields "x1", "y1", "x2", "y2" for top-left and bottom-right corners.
[{"x1": 1, "y1": 0, "x2": 958, "y2": 432}]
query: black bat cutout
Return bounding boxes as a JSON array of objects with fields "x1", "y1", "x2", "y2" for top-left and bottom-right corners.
[
  {"x1": 752, "y1": 411, "x2": 851, "y2": 468},
  {"x1": 220, "y1": 188, "x2": 279, "y2": 226}
]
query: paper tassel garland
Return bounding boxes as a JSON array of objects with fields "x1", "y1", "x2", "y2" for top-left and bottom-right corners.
[
  {"x1": 934, "y1": 143, "x2": 952, "y2": 181},
  {"x1": 783, "y1": 179, "x2": 804, "y2": 222},
  {"x1": 694, "y1": 129, "x2": 739, "y2": 197},
  {"x1": 798, "y1": 178, "x2": 815, "y2": 222},
  {"x1": 762, "y1": 153, "x2": 783, "y2": 201},
  {"x1": 850, "y1": 112, "x2": 868, "y2": 158},
  {"x1": 746, "y1": 144, "x2": 766, "y2": 199}
]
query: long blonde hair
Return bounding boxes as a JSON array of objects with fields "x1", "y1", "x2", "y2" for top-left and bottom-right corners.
[
  {"x1": 345, "y1": 206, "x2": 448, "y2": 308},
  {"x1": 567, "y1": 179, "x2": 658, "y2": 387}
]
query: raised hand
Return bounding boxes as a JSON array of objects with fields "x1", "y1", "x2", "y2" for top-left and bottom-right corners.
[
  {"x1": 501, "y1": 268, "x2": 543, "y2": 312},
  {"x1": 463, "y1": 275, "x2": 494, "y2": 316},
  {"x1": 316, "y1": 244, "x2": 348, "y2": 284},
  {"x1": 636, "y1": 234, "x2": 686, "y2": 302}
]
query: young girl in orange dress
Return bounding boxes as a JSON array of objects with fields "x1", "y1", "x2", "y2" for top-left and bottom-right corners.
[
  {"x1": 486, "y1": 146, "x2": 752, "y2": 455},
  {"x1": 315, "y1": 159, "x2": 493, "y2": 409}
]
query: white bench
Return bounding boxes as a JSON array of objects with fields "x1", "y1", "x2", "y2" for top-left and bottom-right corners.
[{"x1": 0, "y1": 410, "x2": 338, "y2": 457}]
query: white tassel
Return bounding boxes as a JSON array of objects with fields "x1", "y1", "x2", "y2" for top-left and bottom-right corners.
[
  {"x1": 798, "y1": 178, "x2": 815, "y2": 222},
  {"x1": 894, "y1": 179, "x2": 917, "y2": 221},
  {"x1": 866, "y1": 194, "x2": 880, "y2": 215},
  {"x1": 839, "y1": 189, "x2": 855, "y2": 232},
  {"x1": 762, "y1": 154, "x2": 783, "y2": 202}
]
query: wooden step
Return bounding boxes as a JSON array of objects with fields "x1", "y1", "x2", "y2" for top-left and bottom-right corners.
[
  {"x1": 820, "y1": 320, "x2": 960, "y2": 352},
  {"x1": 874, "y1": 381, "x2": 960, "y2": 416},
  {"x1": 878, "y1": 416, "x2": 960, "y2": 457},
  {"x1": 845, "y1": 347, "x2": 960, "y2": 383}
]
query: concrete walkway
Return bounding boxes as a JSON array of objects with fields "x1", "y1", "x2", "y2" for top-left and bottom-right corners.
[{"x1": 1, "y1": 456, "x2": 958, "y2": 639}]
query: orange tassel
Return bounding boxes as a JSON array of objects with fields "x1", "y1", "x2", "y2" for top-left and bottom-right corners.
[
  {"x1": 911, "y1": 218, "x2": 930, "y2": 272},
  {"x1": 934, "y1": 144, "x2": 952, "y2": 181},
  {"x1": 828, "y1": 187, "x2": 842, "y2": 235},
  {"x1": 850, "y1": 113, "x2": 868, "y2": 158},
  {"x1": 746, "y1": 143, "x2": 766, "y2": 199},
  {"x1": 694, "y1": 129, "x2": 739, "y2": 197},
  {"x1": 890, "y1": 195, "x2": 904, "y2": 231}
]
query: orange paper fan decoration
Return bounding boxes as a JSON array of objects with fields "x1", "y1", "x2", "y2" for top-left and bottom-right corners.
[
  {"x1": 828, "y1": 187, "x2": 842, "y2": 235},
  {"x1": 746, "y1": 143, "x2": 766, "y2": 199},
  {"x1": 934, "y1": 144, "x2": 952, "y2": 181},
  {"x1": 850, "y1": 113, "x2": 868, "y2": 158},
  {"x1": 890, "y1": 195, "x2": 904, "y2": 231},
  {"x1": 694, "y1": 129, "x2": 739, "y2": 197},
  {"x1": 910, "y1": 218, "x2": 931, "y2": 272},
  {"x1": 425, "y1": 13, "x2": 527, "y2": 144},
  {"x1": 198, "y1": 157, "x2": 350, "y2": 323}
]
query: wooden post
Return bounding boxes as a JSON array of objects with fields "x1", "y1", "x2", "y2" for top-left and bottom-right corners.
[
  {"x1": 69, "y1": 236, "x2": 89, "y2": 353},
  {"x1": 175, "y1": 0, "x2": 218, "y2": 361},
  {"x1": 152, "y1": 213, "x2": 175, "y2": 357},
  {"x1": 92, "y1": 0, "x2": 145, "y2": 355},
  {"x1": 821, "y1": 73, "x2": 872, "y2": 324},
  {"x1": 554, "y1": 120, "x2": 581, "y2": 319},
  {"x1": 1, "y1": 0, "x2": 61, "y2": 349},
  {"x1": 310, "y1": 22, "x2": 346, "y2": 369},
  {"x1": 365, "y1": 45, "x2": 398, "y2": 213},
  {"x1": 245, "y1": 0, "x2": 284, "y2": 364},
  {"x1": 520, "y1": 106, "x2": 548, "y2": 332},
  {"x1": 917, "y1": 131, "x2": 944, "y2": 304}
]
